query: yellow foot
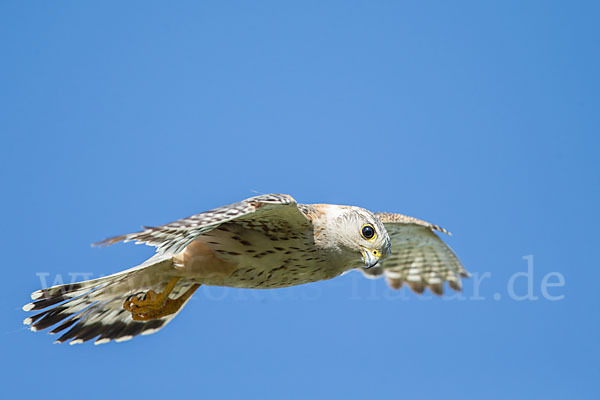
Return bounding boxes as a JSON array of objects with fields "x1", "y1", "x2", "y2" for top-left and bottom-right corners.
[
  {"x1": 123, "y1": 277, "x2": 180, "y2": 314},
  {"x1": 123, "y1": 278, "x2": 200, "y2": 321}
]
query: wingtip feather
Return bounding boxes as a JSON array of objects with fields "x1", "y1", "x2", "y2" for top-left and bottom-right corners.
[
  {"x1": 433, "y1": 224, "x2": 452, "y2": 236},
  {"x1": 31, "y1": 290, "x2": 44, "y2": 300},
  {"x1": 91, "y1": 234, "x2": 128, "y2": 248},
  {"x1": 115, "y1": 335, "x2": 133, "y2": 343}
]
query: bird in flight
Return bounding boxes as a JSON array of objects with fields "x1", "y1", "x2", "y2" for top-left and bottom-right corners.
[{"x1": 23, "y1": 194, "x2": 469, "y2": 345}]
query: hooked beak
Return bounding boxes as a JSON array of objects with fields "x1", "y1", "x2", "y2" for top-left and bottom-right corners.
[{"x1": 361, "y1": 248, "x2": 381, "y2": 269}]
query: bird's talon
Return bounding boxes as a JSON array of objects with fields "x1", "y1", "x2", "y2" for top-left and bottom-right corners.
[
  {"x1": 126, "y1": 283, "x2": 201, "y2": 321},
  {"x1": 122, "y1": 277, "x2": 185, "y2": 319}
]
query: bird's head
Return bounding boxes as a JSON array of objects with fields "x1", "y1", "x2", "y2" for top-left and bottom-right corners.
[{"x1": 322, "y1": 206, "x2": 391, "y2": 268}]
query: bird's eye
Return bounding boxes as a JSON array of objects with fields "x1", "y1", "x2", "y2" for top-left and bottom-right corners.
[{"x1": 361, "y1": 224, "x2": 376, "y2": 240}]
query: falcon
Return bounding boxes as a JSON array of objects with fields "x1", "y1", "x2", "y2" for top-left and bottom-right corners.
[{"x1": 23, "y1": 194, "x2": 469, "y2": 345}]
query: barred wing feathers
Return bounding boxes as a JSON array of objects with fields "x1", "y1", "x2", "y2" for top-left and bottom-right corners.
[
  {"x1": 93, "y1": 193, "x2": 300, "y2": 255},
  {"x1": 370, "y1": 212, "x2": 470, "y2": 295}
]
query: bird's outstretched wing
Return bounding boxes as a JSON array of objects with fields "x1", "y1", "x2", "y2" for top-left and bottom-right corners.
[
  {"x1": 365, "y1": 212, "x2": 470, "y2": 295},
  {"x1": 94, "y1": 193, "x2": 308, "y2": 255}
]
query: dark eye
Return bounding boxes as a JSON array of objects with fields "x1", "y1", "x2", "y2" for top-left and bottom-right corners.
[{"x1": 361, "y1": 224, "x2": 376, "y2": 240}]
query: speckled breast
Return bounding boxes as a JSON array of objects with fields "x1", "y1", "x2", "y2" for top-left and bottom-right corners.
[{"x1": 192, "y1": 223, "x2": 347, "y2": 289}]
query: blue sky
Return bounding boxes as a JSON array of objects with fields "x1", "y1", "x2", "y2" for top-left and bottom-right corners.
[{"x1": 1, "y1": 1, "x2": 598, "y2": 399}]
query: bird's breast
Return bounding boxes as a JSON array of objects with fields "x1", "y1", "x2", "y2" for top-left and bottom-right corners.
[{"x1": 179, "y1": 226, "x2": 348, "y2": 289}]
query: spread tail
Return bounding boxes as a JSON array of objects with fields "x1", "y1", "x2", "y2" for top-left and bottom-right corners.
[{"x1": 22, "y1": 256, "x2": 198, "y2": 344}]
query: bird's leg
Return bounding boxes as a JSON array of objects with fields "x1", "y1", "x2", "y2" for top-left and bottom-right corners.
[
  {"x1": 128, "y1": 283, "x2": 201, "y2": 321},
  {"x1": 123, "y1": 277, "x2": 181, "y2": 314}
]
